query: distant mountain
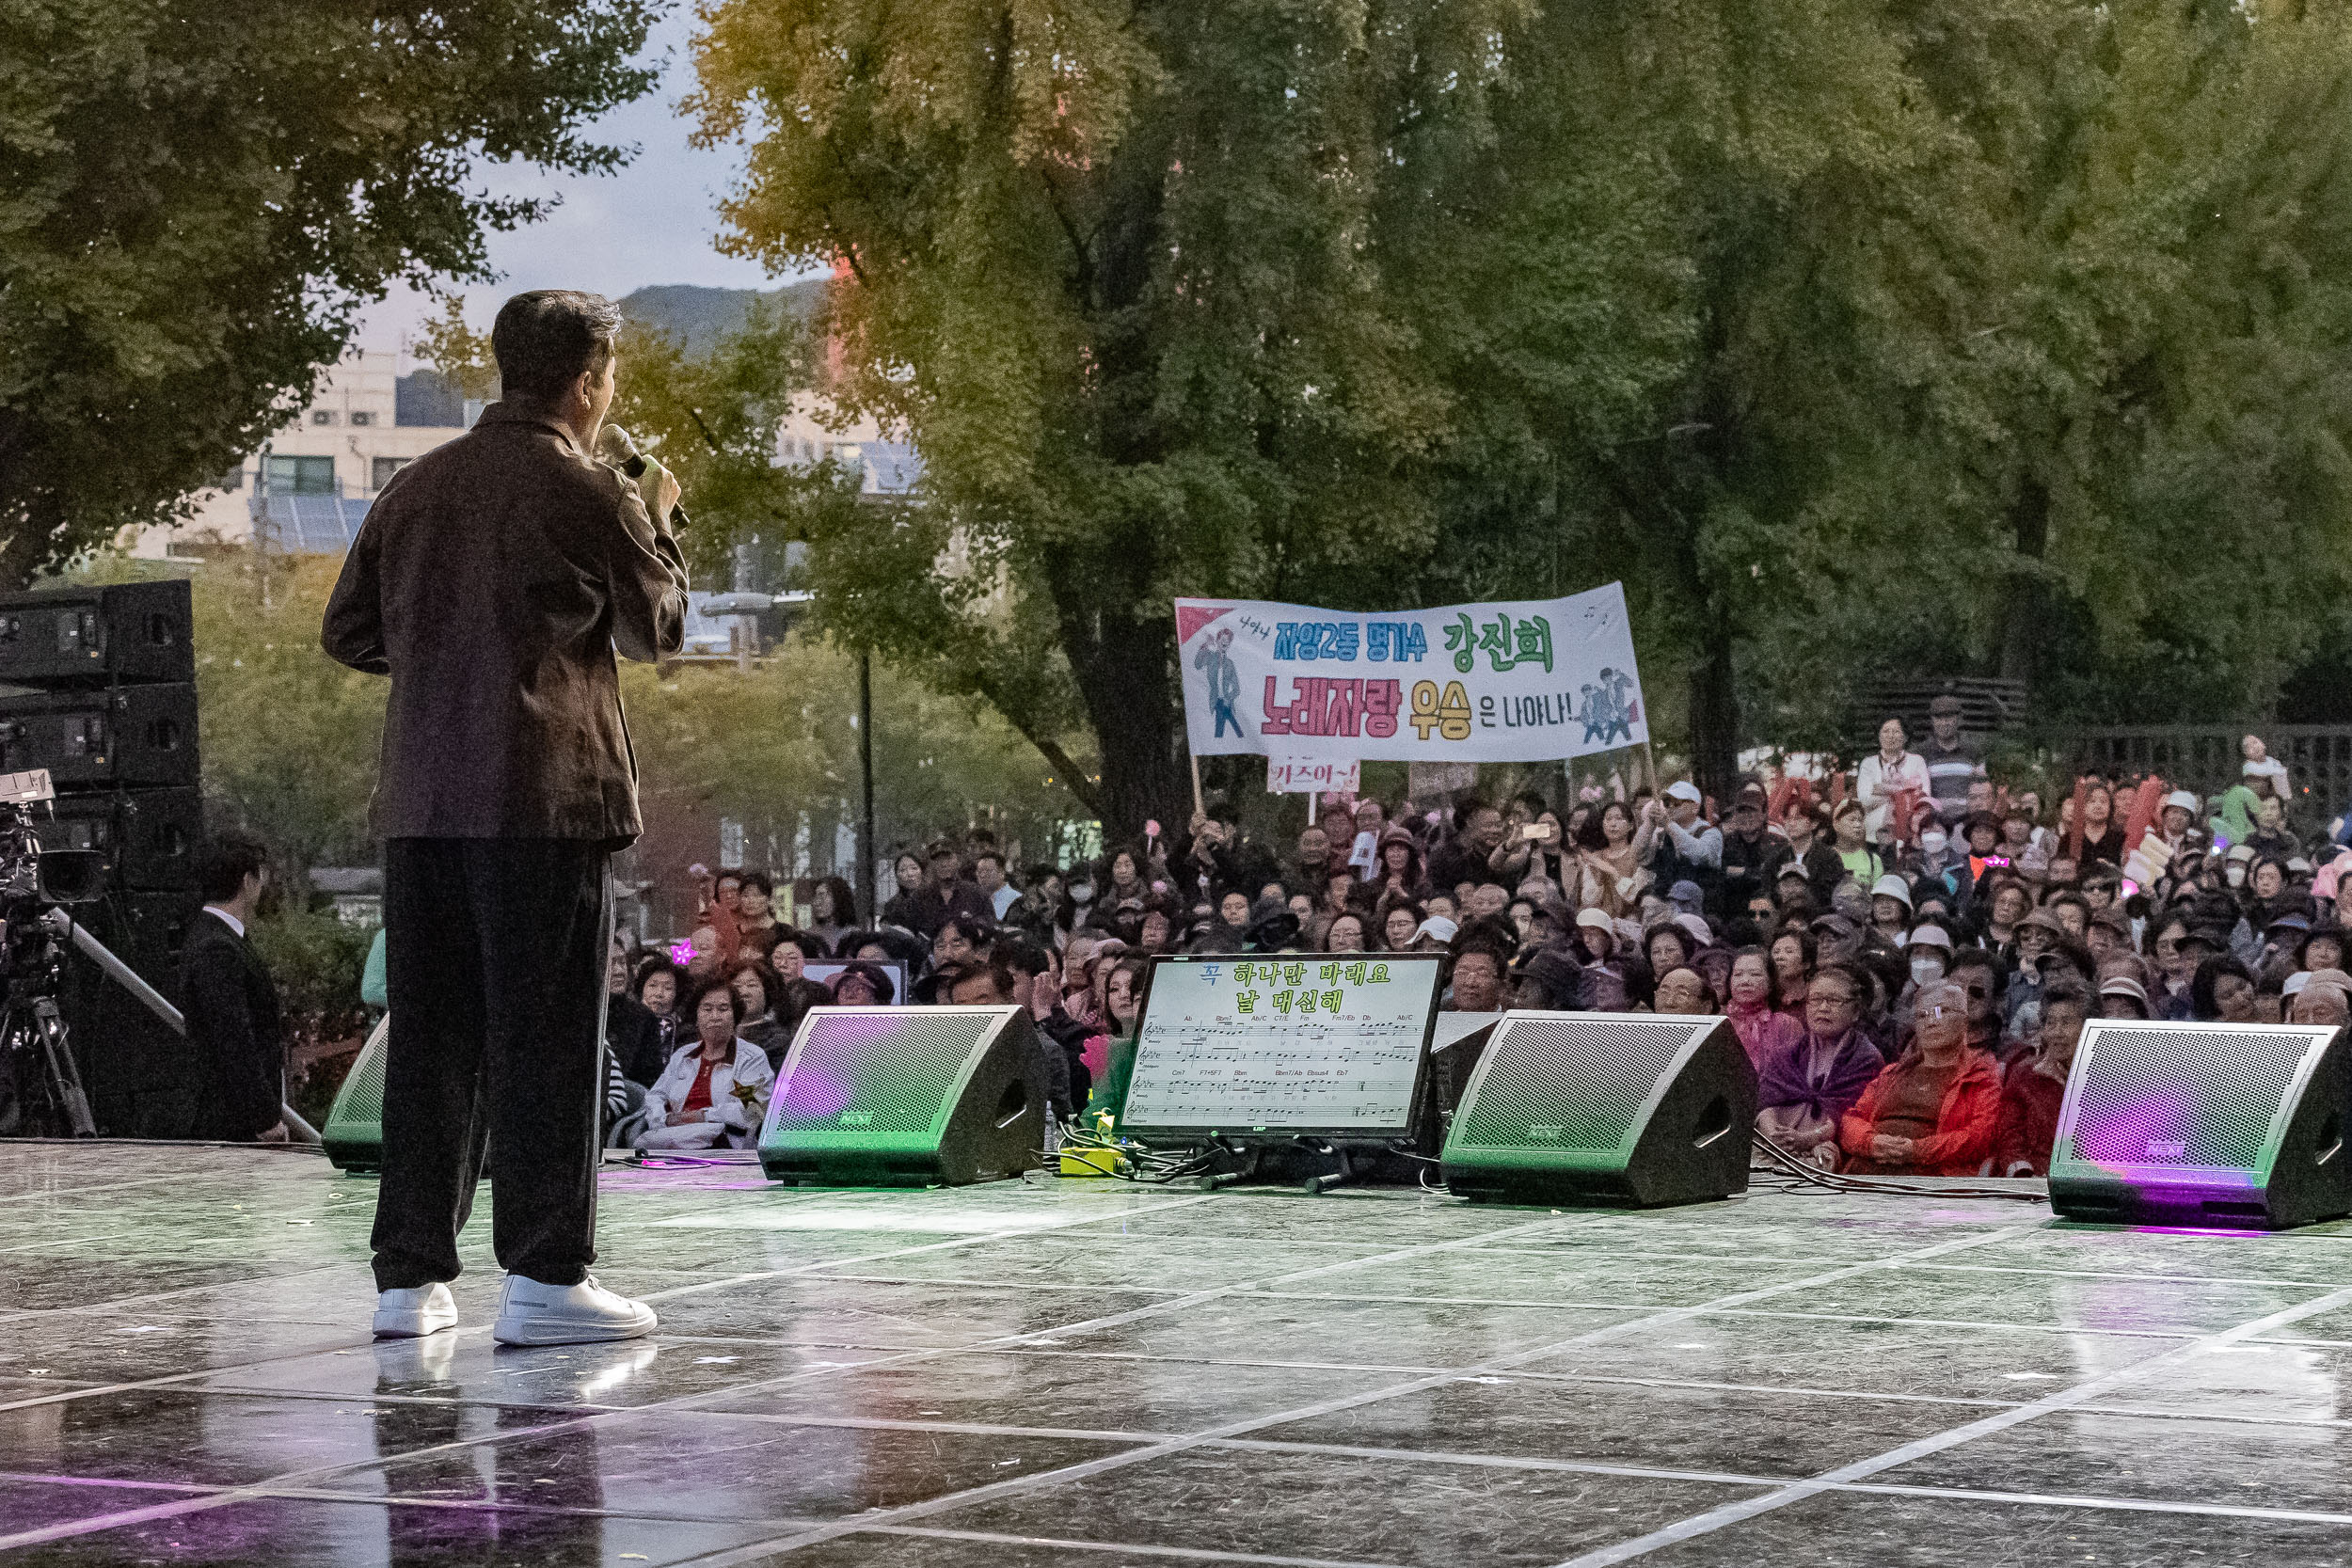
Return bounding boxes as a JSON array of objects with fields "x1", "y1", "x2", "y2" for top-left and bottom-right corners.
[{"x1": 619, "y1": 280, "x2": 825, "y2": 355}]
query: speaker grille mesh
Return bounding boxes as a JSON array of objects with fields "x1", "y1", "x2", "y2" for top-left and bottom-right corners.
[
  {"x1": 1455, "y1": 1016, "x2": 1698, "y2": 1151},
  {"x1": 2071, "y1": 1025, "x2": 2311, "y2": 1170},
  {"x1": 328, "y1": 1024, "x2": 389, "y2": 1133},
  {"x1": 770, "y1": 1011, "x2": 994, "y2": 1135}
]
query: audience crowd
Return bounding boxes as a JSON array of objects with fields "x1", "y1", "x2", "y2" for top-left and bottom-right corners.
[{"x1": 601, "y1": 706, "x2": 2352, "y2": 1180}]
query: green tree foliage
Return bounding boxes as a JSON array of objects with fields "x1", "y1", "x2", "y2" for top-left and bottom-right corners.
[
  {"x1": 1738, "y1": 0, "x2": 2352, "y2": 746},
  {"x1": 691, "y1": 0, "x2": 1578, "y2": 835},
  {"x1": 620, "y1": 640, "x2": 1093, "y2": 900},
  {"x1": 422, "y1": 293, "x2": 869, "y2": 588},
  {"x1": 0, "y1": 0, "x2": 660, "y2": 587},
  {"x1": 691, "y1": 0, "x2": 2352, "y2": 805}
]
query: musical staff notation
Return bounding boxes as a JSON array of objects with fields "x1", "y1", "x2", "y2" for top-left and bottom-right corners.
[{"x1": 1120, "y1": 960, "x2": 1438, "y2": 1131}]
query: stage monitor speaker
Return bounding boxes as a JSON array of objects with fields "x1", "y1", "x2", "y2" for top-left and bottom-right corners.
[
  {"x1": 1418, "y1": 1009, "x2": 1504, "y2": 1148},
  {"x1": 1440, "y1": 1011, "x2": 1757, "y2": 1208},
  {"x1": 0, "y1": 580, "x2": 194, "y2": 685},
  {"x1": 2048, "y1": 1019, "x2": 2352, "y2": 1230},
  {"x1": 40, "y1": 787, "x2": 202, "y2": 890},
  {"x1": 758, "y1": 1005, "x2": 1048, "y2": 1187},
  {"x1": 0, "y1": 685, "x2": 199, "y2": 788},
  {"x1": 322, "y1": 1014, "x2": 391, "y2": 1172}
]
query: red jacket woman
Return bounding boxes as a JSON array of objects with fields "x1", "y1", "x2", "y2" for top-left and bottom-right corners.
[{"x1": 1838, "y1": 980, "x2": 2004, "y2": 1176}]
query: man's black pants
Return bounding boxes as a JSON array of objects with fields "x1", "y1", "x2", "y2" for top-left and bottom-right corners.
[{"x1": 372, "y1": 837, "x2": 611, "y2": 1291}]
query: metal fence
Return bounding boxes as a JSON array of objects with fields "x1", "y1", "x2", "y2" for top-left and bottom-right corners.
[{"x1": 2072, "y1": 727, "x2": 2352, "y2": 819}]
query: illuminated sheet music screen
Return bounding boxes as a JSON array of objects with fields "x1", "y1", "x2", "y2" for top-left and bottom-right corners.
[{"x1": 1120, "y1": 955, "x2": 1446, "y2": 1137}]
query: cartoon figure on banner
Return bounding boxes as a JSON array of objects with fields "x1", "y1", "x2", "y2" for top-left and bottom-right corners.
[
  {"x1": 1576, "y1": 667, "x2": 1642, "y2": 746},
  {"x1": 1601, "y1": 666, "x2": 1638, "y2": 743},
  {"x1": 1578, "y1": 682, "x2": 1607, "y2": 746},
  {"x1": 1196, "y1": 627, "x2": 1248, "y2": 739}
]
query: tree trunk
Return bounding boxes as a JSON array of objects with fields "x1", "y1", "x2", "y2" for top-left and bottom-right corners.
[
  {"x1": 1997, "y1": 477, "x2": 2051, "y2": 687},
  {"x1": 0, "y1": 498, "x2": 41, "y2": 593},
  {"x1": 1687, "y1": 606, "x2": 1740, "y2": 804},
  {"x1": 1062, "y1": 609, "x2": 1189, "y2": 847}
]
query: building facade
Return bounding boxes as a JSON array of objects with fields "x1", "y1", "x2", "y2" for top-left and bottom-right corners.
[{"x1": 125, "y1": 348, "x2": 475, "y2": 559}]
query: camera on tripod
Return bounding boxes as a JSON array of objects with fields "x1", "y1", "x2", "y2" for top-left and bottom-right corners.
[
  {"x1": 0, "y1": 768, "x2": 105, "y2": 904},
  {"x1": 0, "y1": 768, "x2": 104, "y2": 1136}
]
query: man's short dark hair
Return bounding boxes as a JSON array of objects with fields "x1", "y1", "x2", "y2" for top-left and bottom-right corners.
[
  {"x1": 737, "y1": 870, "x2": 773, "y2": 896},
  {"x1": 491, "y1": 290, "x2": 622, "y2": 401},
  {"x1": 993, "y1": 937, "x2": 1052, "y2": 978},
  {"x1": 973, "y1": 850, "x2": 1005, "y2": 873},
  {"x1": 2041, "y1": 980, "x2": 2093, "y2": 1013},
  {"x1": 1450, "y1": 920, "x2": 1518, "y2": 970},
  {"x1": 941, "y1": 961, "x2": 1016, "y2": 1005},
  {"x1": 199, "y1": 829, "x2": 267, "y2": 904},
  {"x1": 937, "y1": 912, "x2": 992, "y2": 948}
]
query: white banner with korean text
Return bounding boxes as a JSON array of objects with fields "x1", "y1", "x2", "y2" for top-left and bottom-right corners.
[{"x1": 1176, "y1": 583, "x2": 1648, "y2": 764}]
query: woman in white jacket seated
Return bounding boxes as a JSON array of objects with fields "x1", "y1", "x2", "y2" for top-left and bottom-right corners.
[{"x1": 641, "y1": 970, "x2": 776, "y2": 1149}]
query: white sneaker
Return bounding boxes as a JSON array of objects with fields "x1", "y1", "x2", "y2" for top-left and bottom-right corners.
[
  {"x1": 373, "y1": 1282, "x2": 457, "y2": 1338},
  {"x1": 492, "y1": 1273, "x2": 657, "y2": 1347}
]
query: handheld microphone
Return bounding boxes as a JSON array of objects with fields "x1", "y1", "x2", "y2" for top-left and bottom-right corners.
[{"x1": 597, "y1": 423, "x2": 691, "y2": 531}]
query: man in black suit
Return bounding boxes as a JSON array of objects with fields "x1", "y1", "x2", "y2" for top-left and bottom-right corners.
[
  {"x1": 180, "y1": 829, "x2": 286, "y2": 1144},
  {"x1": 322, "y1": 290, "x2": 688, "y2": 1347}
]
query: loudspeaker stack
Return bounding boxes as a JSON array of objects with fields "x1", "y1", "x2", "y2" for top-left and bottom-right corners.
[{"x1": 0, "y1": 580, "x2": 202, "y2": 1135}]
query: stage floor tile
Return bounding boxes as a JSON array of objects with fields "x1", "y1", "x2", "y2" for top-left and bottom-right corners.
[
  {"x1": 1876, "y1": 1406, "x2": 2352, "y2": 1516},
  {"x1": 1622, "y1": 1484, "x2": 2352, "y2": 1566},
  {"x1": 1244, "y1": 1371, "x2": 2008, "y2": 1478},
  {"x1": 0, "y1": 1314, "x2": 364, "y2": 1386},
  {"x1": 15, "y1": 1147, "x2": 2352, "y2": 1565},
  {"x1": 313, "y1": 1405, "x2": 1145, "y2": 1521},
  {"x1": 696, "y1": 1346, "x2": 1409, "y2": 1433},
  {"x1": 1520, "y1": 1314, "x2": 2177, "y2": 1402},
  {"x1": 3, "y1": 1492, "x2": 788, "y2": 1566},
  {"x1": 197, "y1": 1333, "x2": 893, "y2": 1409},
  {"x1": 637, "y1": 1273, "x2": 1178, "y2": 1348},
  {"x1": 913, "y1": 1443, "x2": 1766, "y2": 1568}
]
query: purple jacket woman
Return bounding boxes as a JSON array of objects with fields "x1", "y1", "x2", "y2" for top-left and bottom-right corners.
[{"x1": 1756, "y1": 1026, "x2": 1884, "y2": 1159}]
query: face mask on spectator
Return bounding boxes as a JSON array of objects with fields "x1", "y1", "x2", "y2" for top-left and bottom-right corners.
[
  {"x1": 1911, "y1": 955, "x2": 1946, "y2": 986},
  {"x1": 2226, "y1": 865, "x2": 2247, "y2": 888},
  {"x1": 1071, "y1": 881, "x2": 1095, "y2": 903}
]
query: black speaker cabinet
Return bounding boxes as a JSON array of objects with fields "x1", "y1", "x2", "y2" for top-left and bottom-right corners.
[
  {"x1": 60, "y1": 889, "x2": 202, "y2": 1138},
  {"x1": 0, "y1": 580, "x2": 193, "y2": 685},
  {"x1": 757, "y1": 1006, "x2": 1050, "y2": 1186},
  {"x1": 2049, "y1": 1020, "x2": 2352, "y2": 1230},
  {"x1": 39, "y1": 787, "x2": 202, "y2": 890},
  {"x1": 0, "y1": 685, "x2": 198, "y2": 788},
  {"x1": 1440, "y1": 1011, "x2": 1758, "y2": 1208}
]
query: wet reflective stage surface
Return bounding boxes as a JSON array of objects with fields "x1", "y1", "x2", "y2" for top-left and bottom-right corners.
[{"x1": 3, "y1": 1146, "x2": 2352, "y2": 1565}]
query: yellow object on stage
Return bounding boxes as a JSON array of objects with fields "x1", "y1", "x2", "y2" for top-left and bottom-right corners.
[{"x1": 1058, "y1": 1146, "x2": 1126, "y2": 1178}]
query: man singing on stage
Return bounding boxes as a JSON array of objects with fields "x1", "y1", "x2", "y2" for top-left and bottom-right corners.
[{"x1": 323, "y1": 290, "x2": 688, "y2": 1346}]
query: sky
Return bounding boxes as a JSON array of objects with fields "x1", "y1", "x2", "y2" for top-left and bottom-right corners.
[{"x1": 358, "y1": 8, "x2": 808, "y2": 357}]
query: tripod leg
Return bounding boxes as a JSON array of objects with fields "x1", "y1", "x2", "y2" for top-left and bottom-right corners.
[{"x1": 35, "y1": 1002, "x2": 95, "y2": 1138}]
